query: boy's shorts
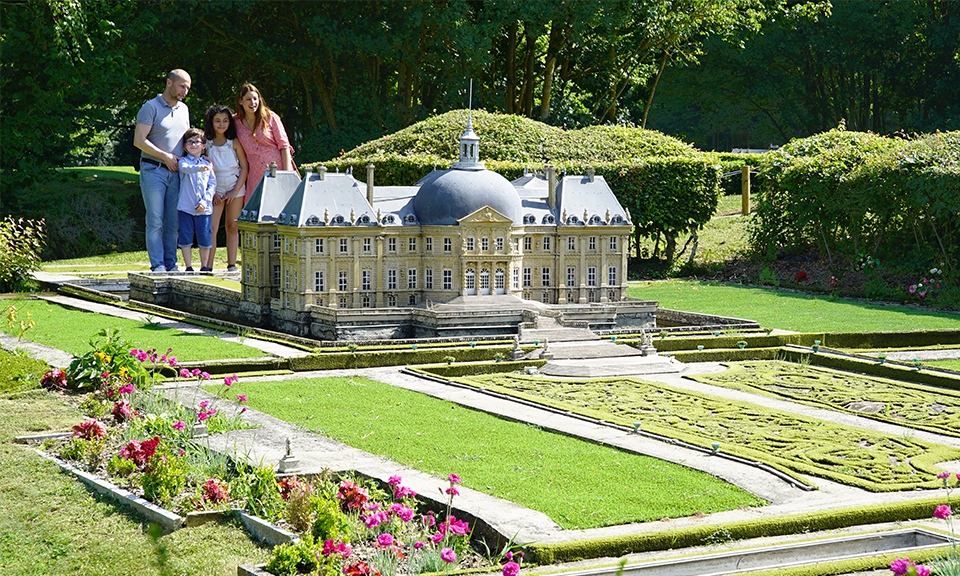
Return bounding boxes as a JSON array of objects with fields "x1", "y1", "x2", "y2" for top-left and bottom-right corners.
[{"x1": 178, "y1": 211, "x2": 213, "y2": 249}]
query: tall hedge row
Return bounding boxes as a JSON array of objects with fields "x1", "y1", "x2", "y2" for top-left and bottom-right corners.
[
  {"x1": 752, "y1": 127, "x2": 960, "y2": 268},
  {"x1": 315, "y1": 109, "x2": 720, "y2": 264}
]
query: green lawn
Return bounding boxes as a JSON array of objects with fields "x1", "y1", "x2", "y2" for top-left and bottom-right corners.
[
  {"x1": 629, "y1": 280, "x2": 960, "y2": 332},
  {"x1": 0, "y1": 350, "x2": 271, "y2": 576},
  {"x1": 0, "y1": 298, "x2": 264, "y2": 362},
  {"x1": 231, "y1": 376, "x2": 762, "y2": 529}
]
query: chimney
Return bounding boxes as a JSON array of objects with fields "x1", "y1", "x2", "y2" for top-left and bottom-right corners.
[
  {"x1": 318, "y1": 165, "x2": 327, "y2": 180},
  {"x1": 366, "y1": 163, "x2": 375, "y2": 206},
  {"x1": 587, "y1": 167, "x2": 595, "y2": 182},
  {"x1": 547, "y1": 165, "x2": 557, "y2": 210},
  {"x1": 269, "y1": 162, "x2": 277, "y2": 177}
]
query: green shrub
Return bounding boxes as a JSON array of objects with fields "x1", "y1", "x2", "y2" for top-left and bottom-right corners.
[
  {"x1": 231, "y1": 464, "x2": 285, "y2": 521},
  {"x1": 141, "y1": 445, "x2": 188, "y2": 508},
  {"x1": 65, "y1": 328, "x2": 148, "y2": 391},
  {"x1": 0, "y1": 216, "x2": 45, "y2": 292},
  {"x1": 265, "y1": 533, "x2": 319, "y2": 576},
  {"x1": 311, "y1": 494, "x2": 350, "y2": 543},
  {"x1": 752, "y1": 127, "x2": 959, "y2": 268}
]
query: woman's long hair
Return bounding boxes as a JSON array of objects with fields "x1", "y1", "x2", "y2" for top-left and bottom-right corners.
[{"x1": 236, "y1": 83, "x2": 274, "y2": 136}]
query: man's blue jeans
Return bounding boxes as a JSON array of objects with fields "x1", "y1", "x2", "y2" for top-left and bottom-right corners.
[{"x1": 139, "y1": 163, "x2": 180, "y2": 270}]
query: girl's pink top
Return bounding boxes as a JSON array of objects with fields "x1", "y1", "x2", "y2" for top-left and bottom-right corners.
[{"x1": 234, "y1": 112, "x2": 295, "y2": 200}]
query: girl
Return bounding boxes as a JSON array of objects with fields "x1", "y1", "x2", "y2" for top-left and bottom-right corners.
[
  {"x1": 203, "y1": 104, "x2": 248, "y2": 271},
  {"x1": 234, "y1": 83, "x2": 296, "y2": 202}
]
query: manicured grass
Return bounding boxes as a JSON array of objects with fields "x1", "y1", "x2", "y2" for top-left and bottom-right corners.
[
  {"x1": 928, "y1": 359, "x2": 960, "y2": 371},
  {"x1": 42, "y1": 248, "x2": 243, "y2": 270},
  {"x1": 629, "y1": 280, "x2": 960, "y2": 332},
  {"x1": 0, "y1": 350, "x2": 271, "y2": 575},
  {"x1": 0, "y1": 298, "x2": 264, "y2": 362},
  {"x1": 235, "y1": 376, "x2": 762, "y2": 529}
]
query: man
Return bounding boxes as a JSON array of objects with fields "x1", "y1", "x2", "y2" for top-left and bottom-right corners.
[{"x1": 134, "y1": 69, "x2": 191, "y2": 272}]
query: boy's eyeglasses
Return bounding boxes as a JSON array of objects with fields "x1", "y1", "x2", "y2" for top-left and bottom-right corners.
[{"x1": 186, "y1": 139, "x2": 203, "y2": 145}]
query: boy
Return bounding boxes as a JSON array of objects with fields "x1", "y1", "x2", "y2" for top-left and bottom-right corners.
[{"x1": 177, "y1": 128, "x2": 217, "y2": 271}]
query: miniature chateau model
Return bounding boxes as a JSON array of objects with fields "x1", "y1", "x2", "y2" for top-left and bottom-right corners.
[{"x1": 131, "y1": 116, "x2": 659, "y2": 339}]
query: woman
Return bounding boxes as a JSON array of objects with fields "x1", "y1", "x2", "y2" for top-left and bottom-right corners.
[{"x1": 234, "y1": 83, "x2": 296, "y2": 201}]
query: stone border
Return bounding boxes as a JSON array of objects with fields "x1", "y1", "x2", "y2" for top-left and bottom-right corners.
[
  {"x1": 29, "y1": 447, "x2": 296, "y2": 545},
  {"x1": 34, "y1": 449, "x2": 184, "y2": 532}
]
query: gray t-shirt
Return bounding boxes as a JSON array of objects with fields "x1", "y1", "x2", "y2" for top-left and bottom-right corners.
[{"x1": 136, "y1": 94, "x2": 189, "y2": 160}]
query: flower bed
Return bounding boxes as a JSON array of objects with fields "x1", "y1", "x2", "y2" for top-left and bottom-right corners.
[{"x1": 34, "y1": 328, "x2": 521, "y2": 576}]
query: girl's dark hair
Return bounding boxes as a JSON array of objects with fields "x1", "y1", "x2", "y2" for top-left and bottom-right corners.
[{"x1": 204, "y1": 104, "x2": 237, "y2": 140}]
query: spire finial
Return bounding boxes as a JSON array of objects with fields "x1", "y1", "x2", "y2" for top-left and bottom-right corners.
[{"x1": 468, "y1": 79, "x2": 474, "y2": 129}]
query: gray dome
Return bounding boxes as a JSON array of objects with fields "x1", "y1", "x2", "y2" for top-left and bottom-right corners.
[{"x1": 413, "y1": 168, "x2": 521, "y2": 225}]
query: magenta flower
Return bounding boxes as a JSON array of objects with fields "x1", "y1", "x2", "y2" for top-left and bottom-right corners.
[
  {"x1": 172, "y1": 420, "x2": 186, "y2": 431},
  {"x1": 388, "y1": 475, "x2": 402, "y2": 486},
  {"x1": 180, "y1": 368, "x2": 190, "y2": 378},
  {"x1": 376, "y1": 533, "x2": 394, "y2": 547},
  {"x1": 503, "y1": 561, "x2": 520, "y2": 576},
  {"x1": 197, "y1": 411, "x2": 210, "y2": 422},
  {"x1": 191, "y1": 368, "x2": 201, "y2": 377},
  {"x1": 441, "y1": 548, "x2": 457, "y2": 563},
  {"x1": 199, "y1": 400, "x2": 209, "y2": 409},
  {"x1": 237, "y1": 394, "x2": 248, "y2": 402},
  {"x1": 414, "y1": 541, "x2": 424, "y2": 549},
  {"x1": 398, "y1": 506, "x2": 415, "y2": 522},
  {"x1": 200, "y1": 371, "x2": 210, "y2": 379},
  {"x1": 935, "y1": 505, "x2": 952, "y2": 519},
  {"x1": 118, "y1": 383, "x2": 135, "y2": 395},
  {"x1": 430, "y1": 532, "x2": 444, "y2": 544},
  {"x1": 224, "y1": 376, "x2": 234, "y2": 386},
  {"x1": 395, "y1": 485, "x2": 417, "y2": 498},
  {"x1": 168, "y1": 356, "x2": 177, "y2": 367},
  {"x1": 505, "y1": 552, "x2": 513, "y2": 561},
  {"x1": 448, "y1": 473, "x2": 462, "y2": 484},
  {"x1": 446, "y1": 486, "x2": 460, "y2": 496}
]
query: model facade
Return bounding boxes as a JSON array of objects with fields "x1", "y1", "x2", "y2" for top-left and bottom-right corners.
[{"x1": 236, "y1": 118, "x2": 632, "y2": 319}]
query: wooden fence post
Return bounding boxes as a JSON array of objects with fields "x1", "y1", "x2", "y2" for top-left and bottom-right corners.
[{"x1": 741, "y1": 165, "x2": 751, "y2": 215}]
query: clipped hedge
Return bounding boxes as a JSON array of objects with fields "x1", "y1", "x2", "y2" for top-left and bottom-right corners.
[
  {"x1": 412, "y1": 359, "x2": 547, "y2": 379},
  {"x1": 753, "y1": 127, "x2": 960, "y2": 268},
  {"x1": 289, "y1": 345, "x2": 522, "y2": 371},
  {"x1": 315, "y1": 109, "x2": 719, "y2": 264},
  {"x1": 646, "y1": 330, "x2": 960, "y2": 353},
  {"x1": 528, "y1": 496, "x2": 947, "y2": 564}
]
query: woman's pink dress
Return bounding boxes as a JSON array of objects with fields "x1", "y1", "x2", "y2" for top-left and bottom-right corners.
[{"x1": 234, "y1": 112, "x2": 296, "y2": 201}]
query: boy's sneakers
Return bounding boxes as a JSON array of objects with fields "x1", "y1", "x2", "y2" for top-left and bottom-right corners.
[
  {"x1": 185, "y1": 266, "x2": 194, "y2": 272},
  {"x1": 200, "y1": 267, "x2": 212, "y2": 272},
  {"x1": 227, "y1": 265, "x2": 238, "y2": 272}
]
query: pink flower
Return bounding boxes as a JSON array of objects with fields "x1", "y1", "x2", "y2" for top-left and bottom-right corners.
[
  {"x1": 414, "y1": 541, "x2": 424, "y2": 549},
  {"x1": 180, "y1": 368, "x2": 190, "y2": 378},
  {"x1": 172, "y1": 420, "x2": 186, "y2": 431},
  {"x1": 377, "y1": 533, "x2": 394, "y2": 547},
  {"x1": 395, "y1": 485, "x2": 417, "y2": 498},
  {"x1": 430, "y1": 532, "x2": 444, "y2": 544},
  {"x1": 168, "y1": 356, "x2": 177, "y2": 367},
  {"x1": 935, "y1": 505, "x2": 952, "y2": 519},
  {"x1": 909, "y1": 284, "x2": 917, "y2": 294},
  {"x1": 224, "y1": 376, "x2": 234, "y2": 386},
  {"x1": 237, "y1": 394, "x2": 248, "y2": 402},
  {"x1": 448, "y1": 473, "x2": 462, "y2": 484},
  {"x1": 446, "y1": 486, "x2": 460, "y2": 496},
  {"x1": 197, "y1": 411, "x2": 210, "y2": 422},
  {"x1": 503, "y1": 561, "x2": 520, "y2": 576},
  {"x1": 118, "y1": 383, "x2": 135, "y2": 395},
  {"x1": 505, "y1": 552, "x2": 513, "y2": 561},
  {"x1": 891, "y1": 558, "x2": 930, "y2": 576},
  {"x1": 398, "y1": 506, "x2": 415, "y2": 522},
  {"x1": 199, "y1": 400, "x2": 209, "y2": 409},
  {"x1": 191, "y1": 368, "x2": 201, "y2": 377},
  {"x1": 388, "y1": 475, "x2": 402, "y2": 486},
  {"x1": 441, "y1": 548, "x2": 457, "y2": 563}
]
